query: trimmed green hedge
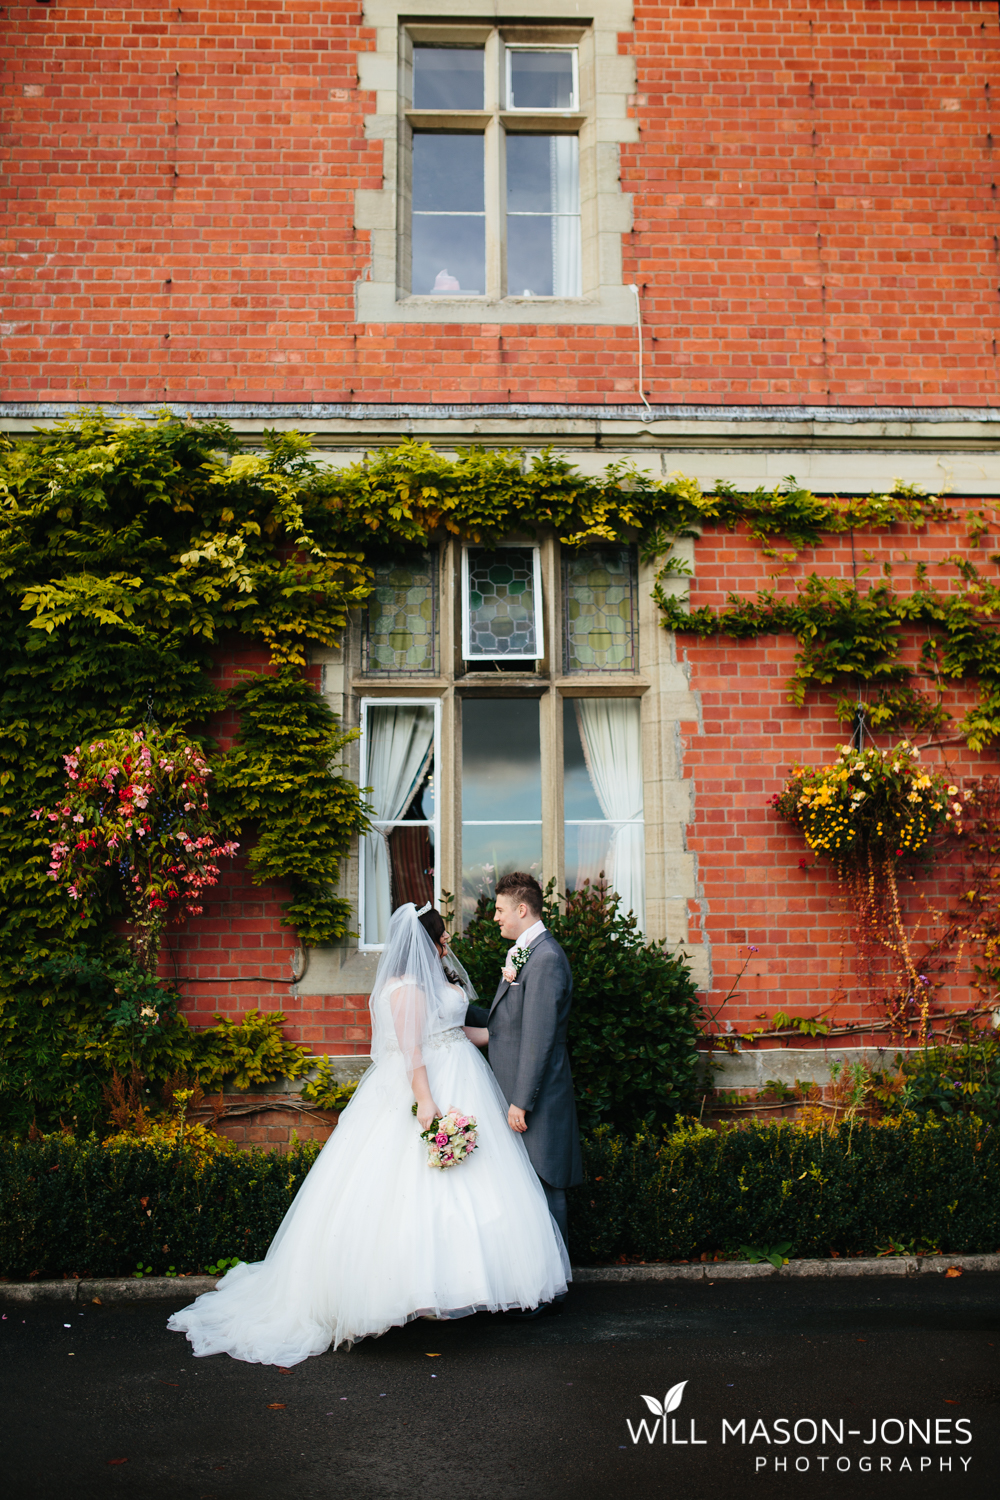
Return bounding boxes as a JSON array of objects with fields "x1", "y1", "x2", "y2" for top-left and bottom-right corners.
[
  {"x1": 0, "y1": 1136, "x2": 321, "y2": 1281},
  {"x1": 574, "y1": 1117, "x2": 1000, "y2": 1264},
  {"x1": 1, "y1": 1118, "x2": 997, "y2": 1281}
]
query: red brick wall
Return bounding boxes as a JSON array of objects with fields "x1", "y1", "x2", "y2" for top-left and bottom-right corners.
[
  {"x1": 3, "y1": 0, "x2": 997, "y2": 405},
  {"x1": 154, "y1": 511, "x2": 1000, "y2": 1060},
  {"x1": 679, "y1": 511, "x2": 1000, "y2": 1038}
]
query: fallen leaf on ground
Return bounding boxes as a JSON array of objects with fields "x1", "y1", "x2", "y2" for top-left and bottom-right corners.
[
  {"x1": 945, "y1": 1267, "x2": 963, "y2": 1278},
  {"x1": 267, "y1": 1403, "x2": 286, "y2": 1409},
  {"x1": 944, "y1": 1399, "x2": 960, "y2": 1405},
  {"x1": 92, "y1": 1297, "x2": 102, "y2": 1305},
  {"x1": 277, "y1": 1366, "x2": 291, "y2": 1373},
  {"x1": 158, "y1": 1381, "x2": 178, "y2": 1386},
  {"x1": 108, "y1": 1459, "x2": 128, "y2": 1465},
  {"x1": 425, "y1": 1353, "x2": 441, "y2": 1358}
]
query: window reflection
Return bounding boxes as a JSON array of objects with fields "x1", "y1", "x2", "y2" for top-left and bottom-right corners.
[
  {"x1": 462, "y1": 698, "x2": 542, "y2": 923},
  {"x1": 506, "y1": 135, "x2": 580, "y2": 297},
  {"x1": 413, "y1": 46, "x2": 484, "y2": 110},
  {"x1": 563, "y1": 696, "x2": 644, "y2": 928},
  {"x1": 507, "y1": 49, "x2": 576, "y2": 110},
  {"x1": 412, "y1": 135, "x2": 485, "y2": 294}
]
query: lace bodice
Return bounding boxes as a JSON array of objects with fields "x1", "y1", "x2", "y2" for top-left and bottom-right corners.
[{"x1": 374, "y1": 976, "x2": 468, "y2": 1061}]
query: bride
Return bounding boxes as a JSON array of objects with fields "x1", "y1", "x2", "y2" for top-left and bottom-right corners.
[{"x1": 167, "y1": 901, "x2": 570, "y2": 1365}]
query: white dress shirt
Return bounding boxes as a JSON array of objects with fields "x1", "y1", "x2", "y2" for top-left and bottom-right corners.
[{"x1": 506, "y1": 918, "x2": 546, "y2": 969}]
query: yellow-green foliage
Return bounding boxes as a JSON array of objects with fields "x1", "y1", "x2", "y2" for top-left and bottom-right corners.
[{"x1": 298, "y1": 1056, "x2": 360, "y2": 1112}]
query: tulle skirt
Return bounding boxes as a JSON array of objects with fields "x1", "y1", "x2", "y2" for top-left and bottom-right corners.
[{"x1": 167, "y1": 1031, "x2": 570, "y2": 1365}]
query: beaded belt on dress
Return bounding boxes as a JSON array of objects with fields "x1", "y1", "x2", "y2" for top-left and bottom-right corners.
[
  {"x1": 380, "y1": 1025, "x2": 465, "y2": 1058},
  {"x1": 424, "y1": 1026, "x2": 466, "y2": 1050}
]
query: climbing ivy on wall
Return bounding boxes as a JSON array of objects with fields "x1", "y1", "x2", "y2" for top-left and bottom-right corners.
[
  {"x1": 0, "y1": 414, "x2": 372, "y2": 980},
  {"x1": 2, "y1": 414, "x2": 998, "y2": 1027},
  {"x1": 652, "y1": 487, "x2": 1000, "y2": 751}
]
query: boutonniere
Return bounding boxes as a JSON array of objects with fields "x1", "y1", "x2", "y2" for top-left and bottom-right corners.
[{"x1": 501, "y1": 946, "x2": 531, "y2": 985}]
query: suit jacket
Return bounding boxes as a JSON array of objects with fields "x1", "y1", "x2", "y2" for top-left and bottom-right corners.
[{"x1": 466, "y1": 930, "x2": 583, "y2": 1190}]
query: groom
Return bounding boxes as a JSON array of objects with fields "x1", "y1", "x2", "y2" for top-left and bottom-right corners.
[{"x1": 466, "y1": 871, "x2": 583, "y2": 1255}]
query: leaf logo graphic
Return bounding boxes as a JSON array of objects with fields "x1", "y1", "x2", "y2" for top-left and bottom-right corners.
[{"x1": 639, "y1": 1380, "x2": 687, "y2": 1418}]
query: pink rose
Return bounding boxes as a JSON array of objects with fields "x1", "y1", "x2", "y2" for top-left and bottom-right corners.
[
  {"x1": 435, "y1": 1132, "x2": 448, "y2": 1146},
  {"x1": 502, "y1": 965, "x2": 516, "y2": 983}
]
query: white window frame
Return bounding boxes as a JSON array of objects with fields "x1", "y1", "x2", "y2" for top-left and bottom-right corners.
[
  {"x1": 504, "y1": 43, "x2": 579, "y2": 113},
  {"x1": 461, "y1": 544, "x2": 545, "y2": 662},
  {"x1": 358, "y1": 695, "x2": 442, "y2": 951}
]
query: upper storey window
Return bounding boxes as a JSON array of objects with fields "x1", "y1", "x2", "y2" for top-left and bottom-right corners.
[
  {"x1": 462, "y1": 545, "x2": 544, "y2": 662},
  {"x1": 403, "y1": 29, "x2": 583, "y2": 301},
  {"x1": 563, "y1": 546, "x2": 638, "y2": 673},
  {"x1": 363, "y1": 549, "x2": 439, "y2": 676},
  {"x1": 413, "y1": 44, "x2": 484, "y2": 109},
  {"x1": 505, "y1": 47, "x2": 578, "y2": 111}
]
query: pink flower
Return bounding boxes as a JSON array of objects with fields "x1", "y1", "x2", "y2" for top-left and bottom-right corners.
[
  {"x1": 502, "y1": 964, "x2": 516, "y2": 983},
  {"x1": 434, "y1": 1132, "x2": 448, "y2": 1146}
]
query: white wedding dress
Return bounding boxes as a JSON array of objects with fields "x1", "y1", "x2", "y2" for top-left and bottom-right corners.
[{"x1": 168, "y1": 905, "x2": 569, "y2": 1366}]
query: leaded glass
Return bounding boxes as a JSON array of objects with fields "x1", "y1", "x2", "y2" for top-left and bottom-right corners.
[
  {"x1": 563, "y1": 546, "x2": 637, "y2": 672},
  {"x1": 363, "y1": 550, "x2": 437, "y2": 675},
  {"x1": 463, "y1": 545, "x2": 541, "y2": 660}
]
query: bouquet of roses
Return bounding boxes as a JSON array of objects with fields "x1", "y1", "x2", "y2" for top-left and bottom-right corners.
[{"x1": 412, "y1": 1104, "x2": 479, "y2": 1169}]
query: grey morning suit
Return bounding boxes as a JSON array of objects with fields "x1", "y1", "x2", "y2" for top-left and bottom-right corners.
[{"x1": 467, "y1": 930, "x2": 584, "y2": 1250}]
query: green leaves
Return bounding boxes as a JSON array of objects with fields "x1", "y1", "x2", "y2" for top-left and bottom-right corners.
[
  {"x1": 213, "y1": 668, "x2": 367, "y2": 946},
  {"x1": 571, "y1": 1116, "x2": 1000, "y2": 1265},
  {"x1": 452, "y1": 882, "x2": 703, "y2": 1134},
  {"x1": 0, "y1": 414, "x2": 369, "y2": 1099}
]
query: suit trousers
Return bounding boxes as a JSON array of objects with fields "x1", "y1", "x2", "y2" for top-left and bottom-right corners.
[{"x1": 539, "y1": 1177, "x2": 568, "y2": 1256}]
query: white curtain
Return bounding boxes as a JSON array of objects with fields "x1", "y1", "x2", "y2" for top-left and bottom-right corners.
[
  {"x1": 550, "y1": 135, "x2": 581, "y2": 297},
  {"x1": 575, "y1": 697, "x2": 645, "y2": 929},
  {"x1": 363, "y1": 705, "x2": 435, "y2": 945}
]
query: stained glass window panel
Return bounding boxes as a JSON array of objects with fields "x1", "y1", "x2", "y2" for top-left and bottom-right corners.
[
  {"x1": 563, "y1": 546, "x2": 637, "y2": 673},
  {"x1": 463, "y1": 546, "x2": 542, "y2": 660},
  {"x1": 363, "y1": 550, "x2": 437, "y2": 675}
]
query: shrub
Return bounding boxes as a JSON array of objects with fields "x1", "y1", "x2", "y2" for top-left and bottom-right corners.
[
  {"x1": 0, "y1": 1135, "x2": 321, "y2": 1281},
  {"x1": 569, "y1": 1116, "x2": 1000, "y2": 1264},
  {"x1": 0, "y1": 944, "x2": 313, "y2": 1137},
  {"x1": 883, "y1": 1038, "x2": 1000, "y2": 1127},
  {"x1": 452, "y1": 882, "x2": 703, "y2": 1134},
  {"x1": 1, "y1": 1117, "x2": 996, "y2": 1279}
]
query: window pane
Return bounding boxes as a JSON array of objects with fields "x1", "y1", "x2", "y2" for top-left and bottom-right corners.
[
  {"x1": 507, "y1": 217, "x2": 555, "y2": 298},
  {"x1": 507, "y1": 135, "x2": 556, "y2": 213},
  {"x1": 507, "y1": 135, "x2": 579, "y2": 214},
  {"x1": 564, "y1": 821, "x2": 615, "y2": 896},
  {"x1": 387, "y1": 823, "x2": 435, "y2": 912},
  {"x1": 412, "y1": 216, "x2": 485, "y2": 295},
  {"x1": 508, "y1": 49, "x2": 575, "y2": 110},
  {"x1": 563, "y1": 698, "x2": 644, "y2": 928},
  {"x1": 563, "y1": 546, "x2": 637, "y2": 672},
  {"x1": 413, "y1": 46, "x2": 484, "y2": 110},
  {"x1": 465, "y1": 546, "x2": 539, "y2": 658},
  {"x1": 462, "y1": 698, "x2": 541, "y2": 822},
  {"x1": 462, "y1": 697, "x2": 542, "y2": 925},
  {"x1": 462, "y1": 825, "x2": 542, "y2": 922},
  {"x1": 363, "y1": 703, "x2": 436, "y2": 944},
  {"x1": 562, "y1": 697, "x2": 604, "y2": 819},
  {"x1": 506, "y1": 136, "x2": 580, "y2": 297},
  {"x1": 364, "y1": 549, "x2": 437, "y2": 674},
  {"x1": 413, "y1": 134, "x2": 484, "y2": 212}
]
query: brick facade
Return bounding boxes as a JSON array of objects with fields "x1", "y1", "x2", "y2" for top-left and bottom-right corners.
[
  {"x1": 4, "y1": 1, "x2": 997, "y2": 404},
  {"x1": 4, "y1": 2, "x2": 1000, "y2": 1138}
]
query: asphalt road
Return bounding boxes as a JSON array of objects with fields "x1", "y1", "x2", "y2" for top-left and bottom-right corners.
[{"x1": 2, "y1": 1275, "x2": 998, "y2": 1500}]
